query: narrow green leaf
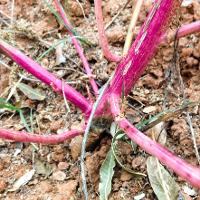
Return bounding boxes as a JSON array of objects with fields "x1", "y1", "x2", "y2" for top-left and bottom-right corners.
[
  {"x1": 0, "y1": 98, "x2": 31, "y2": 132},
  {"x1": 37, "y1": 38, "x2": 68, "y2": 62},
  {"x1": 19, "y1": 111, "x2": 31, "y2": 132},
  {"x1": 0, "y1": 98, "x2": 20, "y2": 112},
  {"x1": 147, "y1": 156, "x2": 180, "y2": 200},
  {"x1": 99, "y1": 149, "x2": 116, "y2": 200},
  {"x1": 17, "y1": 83, "x2": 45, "y2": 101}
]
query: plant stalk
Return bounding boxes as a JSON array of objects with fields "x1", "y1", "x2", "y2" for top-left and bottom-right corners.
[
  {"x1": 0, "y1": 128, "x2": 83, "y2": 144},
  {"x1": 54, "y1": 0, "x2": 99, "y2": 96},
  {"x1": 94, "y1": 0, "x2": 121, "y2": 62},
  {"x1": 109, "y1": 95, "x2": 200, "y2": 188},
  {"x1": 0, "y1": 40, "x2": 92, "y2": 114}
]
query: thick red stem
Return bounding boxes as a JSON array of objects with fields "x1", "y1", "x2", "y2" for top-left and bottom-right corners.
[
  {"x1": 105, "y1": 0, "x2": 181, "y2": 98},
  {"x1": 109, "y1": 95, "x2": 200, "y2": 188},
  {"x1": 0, "y1": 40, "x2": 92, "y2": 115}
]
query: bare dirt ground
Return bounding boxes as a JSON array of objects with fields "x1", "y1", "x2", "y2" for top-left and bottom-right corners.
[{"x1": 0, "y1": 0, "x2": 199, "y2": 199}]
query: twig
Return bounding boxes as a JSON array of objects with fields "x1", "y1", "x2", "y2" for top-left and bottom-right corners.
[
  {"x1": 105, "y1": 0, "x2": 130, "y2": 30},
  {"x1": 94, "y1": 0, "x2": 121, "y2": 62},
  {"x1": 75, "y1": 0, "x2": 86, "y2": 20},
  {"x1": 139, "y1": 101, "x2": 199, "y2": 132},
  {"x1": 173, "y1": 32, "x2": 200, "y2": 165},
  {"x1": 0, "y1": 60, "x2": 11, "y2": 70},
  {"x1": 123, "y1": 0, "x2": 144, "y2": 55},
  {"x1": 10, "y1": 0, "x2": 15, "y2": 27},
  {"x1": 80, "y1": 73, "x2": 114, "y2": 200},
  {"x1": 54, "y1": 0, "x2": 99, "y2": 96}
]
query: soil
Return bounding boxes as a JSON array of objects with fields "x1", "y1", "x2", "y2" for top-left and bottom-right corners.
[{"x1": 0, "y1": 0, "x2": 200, "y2": 200}]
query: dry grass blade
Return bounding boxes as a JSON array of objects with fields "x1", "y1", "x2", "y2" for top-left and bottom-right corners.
[
  {"x1": 123, "y1": 0, "x2": 144, "y2": 55},
  {"x1": 140, "y1": 101, "x2": 199, "y2": 132}
]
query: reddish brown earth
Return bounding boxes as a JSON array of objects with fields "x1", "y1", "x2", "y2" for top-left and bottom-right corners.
[{"x1": 0, "y1": 0, "x2": 199, "y2": 199}]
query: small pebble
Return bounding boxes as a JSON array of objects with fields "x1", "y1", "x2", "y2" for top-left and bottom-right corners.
[
  {"x1": 58, "y1": 162, "x2": 69, "y2": 170},
  {"x1": 0, "y1": 180, "x2": 7, "y2": 192},
  {"x1": 52, "y1": 171, "x2": 66, "y2": 181}
]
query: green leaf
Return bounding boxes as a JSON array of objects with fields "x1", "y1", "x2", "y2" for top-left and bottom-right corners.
[
  {"x1": 19, "y1": 111, "x2": 31, "y2": 132},
  {"x1": 99, "y1": 149, "x2": 116, "y2": 200},
  {"x1": 0, "y1": 98, "x2": 31, "y2": 131},
  {"x1": 147, "y1": 156, "x2": 180, "y2": 200},
  {"x1": 0, "y1": 98, "x2": 20, "y2": 112},
  {"x1": 17, "y1": 83, "x2": 45, "y2": 101}
]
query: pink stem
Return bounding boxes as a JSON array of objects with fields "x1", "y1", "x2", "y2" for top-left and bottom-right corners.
[
  {"x1": 104, "y1": 0, "x2": 181, "y2": 98},
  {"x1": 109, "y1": 95, "x2": 200, "y2": 188},
  {"x1": 54, "y1": 0, "x2": 99, "y2": 96},
  {"x1": 0, "y1": 128, "x2": 83, "y2": 144},
  {"x1": 0, "y1": 40, "x2": 92, "y2": 115},
  {"x1": 94, "y1": 0, "x2": 121, "y2": 62},
  {"x1": 94, "y1": 0, "x2": 181, "y2": 116},
  {"x1": 162, "y1": 20, "x2": 200, "y2": 42}
]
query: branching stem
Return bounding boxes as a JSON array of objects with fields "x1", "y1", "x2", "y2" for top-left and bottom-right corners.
[
  {"x1": 54, "y1": 0, "x2": 99, "y2": 96},
  {"x1": 94, "y1": 0, "x2": 121, "y2": 62},
  {"x1": 0, "y1": 40, "x2": 92, "y2": 114}
]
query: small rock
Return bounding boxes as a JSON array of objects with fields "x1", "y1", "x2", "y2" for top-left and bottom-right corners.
[
  {"x1": 181, "y1": 48, "x2": 193, "y2": 57},
  {"x1": 134, "y1": 193, "x2": 145, "y2": 200},
  {"x1": 52, "y1": 171, "x2": 66, "y2": 181},
  {"x1": 143, "y1": 106, "x2": 157, "y2": 114},
  {"x1": 182, "y1": 185, "x2": 197, "y2": 196},
  {"x1": 107, "y1": 27, "x2": 125, "y2": 44},
  {"x1": 58, "y1": 162, "x2": 69, "y2": 170},
  {"x1": 132, "y1": 156, "x2": 144, "y2": 169},
  {"x1": 51, "y1": 152, "x2": 65, "y2": 162},
  {"x1": 70, "y1": 135, "x2": 83, "y2": 160},
  {"x1": 68, "y1": 0, "x2": 91, "y2": 17},
  {"x1": 38, "y1": 181, "x2": 53, "y2": 193},
  {"x1": 186, "y1": 57, "x2": 198, "y2": 67},
  {"x1": 0, "y1": 179, "x2": 7, "y2": 193},
  {"x1": 120, "y1": 171, "x2": 132, "y2": 181},
  {"x1": 50, "y1": 119, "x2": 63, "y2": 132},
  {"x1": 56, "y1": 180, "x2": 78, "y2": 197}
]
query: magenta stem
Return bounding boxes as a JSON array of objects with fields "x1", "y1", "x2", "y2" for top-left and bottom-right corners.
[
  {"x1": 104, "y1": 0, "x2": 180, "y2": 98},
  {"x1": 162, "y1": 20, "x2": 200, "y2": 42},
  {"x1": 0, "y1": 40, "x2": 92, "y2": 114},
  {"x1": 0, "y1": 128, "x2": 83, "y2": 144},
  {"x1": 109, "y1": 95, "x2": 200, "y2": 188},
  {"x1": 54, "y1": 0, "x2": 99, "y2": 96},
  {"x1": 94, "y1": 0, "x2": 121, "y2": 62}
]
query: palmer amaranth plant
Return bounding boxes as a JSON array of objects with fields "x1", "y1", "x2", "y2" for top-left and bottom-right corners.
[{"x1": 0, "y1": 0, "x2": 200, "y2": 197}]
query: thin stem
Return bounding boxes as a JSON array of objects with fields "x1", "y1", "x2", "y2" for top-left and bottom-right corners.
[
  {"x1": 0, "y1": 128, "x2": 83, "y2": 144},
  {"x1": 162, "y1": 20, "x2": 200, "y2": 43},
  {"x1": 109, "y1": 95, "x2": 200, "y2": 189},
  {"x1": 54, "y1": 0, "x2": 99, "y2": 96},
  {"x1": 81, "y1": 73, "x2": 114, "y2": 200},
  {"x1": 0, "y1": 40, "x2": 92, "y2": 114},
  {"x1": 94, "y1": 0, "x2": 121, "y2": 62},
  {"x1": 123, "y1": 0, "x2": 144, "y2": 55}
]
